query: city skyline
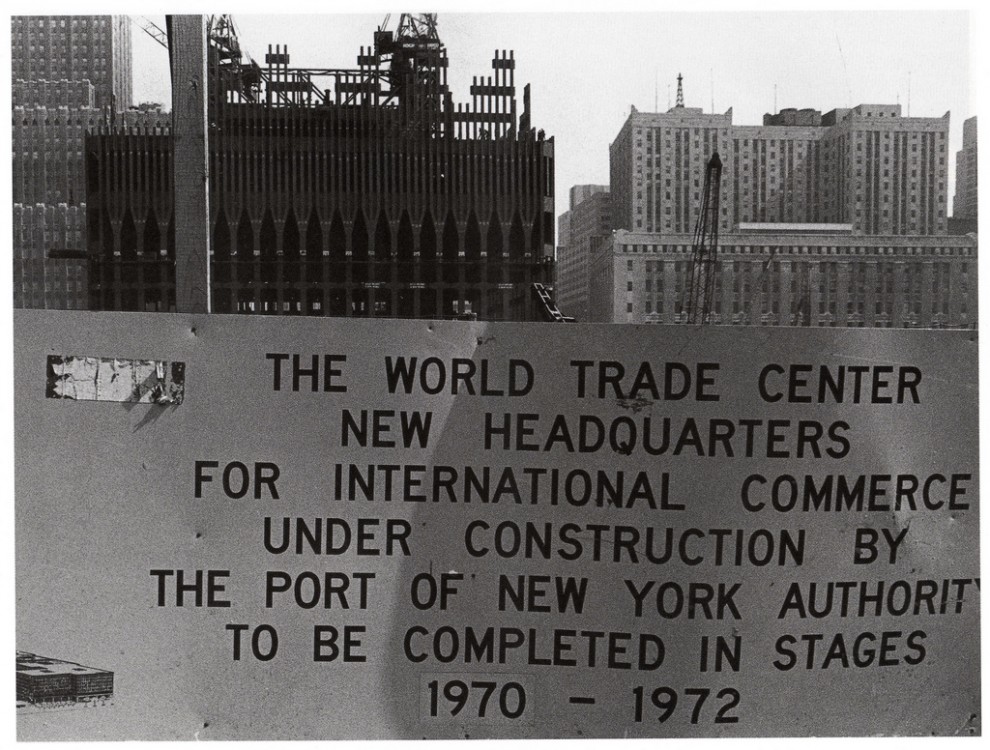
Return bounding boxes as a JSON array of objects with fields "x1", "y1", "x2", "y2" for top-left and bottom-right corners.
[
  {"x1": 10, "y1": 10, "x2": 977, "y2": 324},
  {"x1": 127, "y1": 11, "x2": 972, "y2": 224}
]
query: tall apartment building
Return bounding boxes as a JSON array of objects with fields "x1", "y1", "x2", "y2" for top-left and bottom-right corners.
[
  {"x1": 11, "y1": 15, "x2": 136, "y2": 310},
  {"x1": 85, "y1": 17, "x2": 555, "y2": 321},
  {"x1": 555, "y1": 186, "x2": 610, "y2": 321},
  {"x1": 951, "y1": 116, "x2": 978, "y2": 233},
  {"x1": 11, "y1": 16, "x2": 132, "y2": 109},
  {"x1": 610, "y1": 99, "x2": 951, "y2": 237}
]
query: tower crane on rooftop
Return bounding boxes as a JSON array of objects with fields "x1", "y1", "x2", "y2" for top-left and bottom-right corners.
[{"x1": 373, "y1": 13, "x2": 446, "y2": 130}]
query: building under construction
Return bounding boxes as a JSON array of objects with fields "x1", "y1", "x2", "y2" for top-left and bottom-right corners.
[{"x1": 85, "y1": 15, "x2": 556, "y2": 320}]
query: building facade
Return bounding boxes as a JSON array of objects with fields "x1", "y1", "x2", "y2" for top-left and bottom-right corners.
[
  {"x1": 555, "y1": 186, "x2": 610, "y2": 322},
  {"x1": 589, "y1": 228, "x2": 976, "y2": 328},
  {"x1": 11, "y1": 15, "x2": 132, "y2": 110},
  {"x1": 11, "y1": 15, "x2": 137, "y2": 310},
  {"x1": 951, "y1": 115, "x2": 978, "y2": 233},
  {"x1": 85, "y1": 18, "x2": 555, "y2": 321},
  {"x1": 589, "y1": 85, "x2": 972, "y2": 329},
  {"x1": 12, "y1": 81, "x2": 168, "y2": 310},
  {"x1": 12, "y1": 203, "x2": 88, "y2": 310},
  {"x1": 610, "y1": 100, "x2": 951, "y2": 237}
]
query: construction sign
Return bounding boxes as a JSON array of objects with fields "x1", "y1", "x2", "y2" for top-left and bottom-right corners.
[{"x1": 14, "y1": 310, "x2": 980, "y2": 739}]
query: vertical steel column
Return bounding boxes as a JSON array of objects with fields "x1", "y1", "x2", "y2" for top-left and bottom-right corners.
[{"x1": 170, "y1": 14, "x2": 211, "y2": 313}]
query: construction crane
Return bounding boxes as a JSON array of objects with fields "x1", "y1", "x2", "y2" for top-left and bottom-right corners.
[
  {"x1": 683, "y1": 151, "x2": 722, "y2": 324},
  {"x1": 373, "y1": 13, "x2": 446, "y2": 130},
  {"x1": 133, "y1": 15, "x2": 266, "y2": 103},
  {"x1": 133, "y1": 16, "x2": 168, "y2": 49},
  {"x1": 133, "y1": 14, "x2": 454, "y2": 111}
]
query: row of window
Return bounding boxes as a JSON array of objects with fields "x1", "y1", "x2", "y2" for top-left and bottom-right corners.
[{"x1": 620, "y1": 244, "x2": 974, "y2": 257}]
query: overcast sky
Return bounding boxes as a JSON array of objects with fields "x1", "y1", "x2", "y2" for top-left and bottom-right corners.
[{"x1": 131, "y1": 11, "x2": 972, "y2": 218}]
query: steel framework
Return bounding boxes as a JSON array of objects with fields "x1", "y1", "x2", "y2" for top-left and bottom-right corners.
[{"x1": 684, "y1": 151, "x2": 722, "y2": 324}]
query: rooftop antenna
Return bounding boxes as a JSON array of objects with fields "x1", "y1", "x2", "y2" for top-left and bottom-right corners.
[
  {"x1": 667, "y1": 84, "x2": 671, "y2": 110},
  {"x1": 676, "y1": 72, "x2": 684, "y2": 108},
  {"x1": 710, "y1": 68, "x2": 714, "y2": 114},
  {"x1": 835, "y1": 32, "x2": 853, "y2": 107},
  {"x1": 655, "y1": 68, "x2": 658, "y2": 111},
  {"x1": 774, "y1": 83, "x2": 777, "y2": 114},
  {"x1": 907, "y1": 70, "x2": 911, "y2": 116}
]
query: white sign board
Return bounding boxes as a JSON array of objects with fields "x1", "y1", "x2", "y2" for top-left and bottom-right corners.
[{"x1": 14, "y1": 310, "x2": 980, "y2": 739}]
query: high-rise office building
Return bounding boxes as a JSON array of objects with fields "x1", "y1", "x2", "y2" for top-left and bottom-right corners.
[
  {"x1": 555, "y1": 186, "x2": 610, "y2": 322},
  {"x1": 951, "y1": 116, "x2": 978, "y2": 233},
  {"x1": 11, "y1": 14, "x2": 137, "y2": 310}
]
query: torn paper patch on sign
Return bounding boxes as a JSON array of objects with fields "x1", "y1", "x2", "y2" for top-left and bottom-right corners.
[{"x1": 46, "y1": 355, "x2": 185, "y2": 405}]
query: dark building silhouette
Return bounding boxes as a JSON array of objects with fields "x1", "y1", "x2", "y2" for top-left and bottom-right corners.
[{"x1": 85, "y1": 15, "x2": 555, "y2": 320}]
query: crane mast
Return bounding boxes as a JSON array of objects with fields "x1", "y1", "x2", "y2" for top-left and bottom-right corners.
[{"x1": 684, "y1": 151, "x2": 722, "y2": 324}]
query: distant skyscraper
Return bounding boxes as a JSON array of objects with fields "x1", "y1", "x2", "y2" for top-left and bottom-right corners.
[
  {"x1": 610, "y1": 84, "x2": 951, "y2": 237},
  {"x1": 11, "y1": 14, "x2": 138, "y2": 310},
  {"x1": 11, "y1": 16, "x2": 132, "y2": 109},
  {"x1": 555, "y1": 187, "x2": 610, "y2": 322},
  {"x1": 568, "y1": 184, "x2": 608, "y2": 211},
  {"x1": 951, "y1": 116, "x2": 977, "y2": 233}
]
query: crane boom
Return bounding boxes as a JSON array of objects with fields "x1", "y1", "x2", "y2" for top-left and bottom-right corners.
[
  {"x1": 132, "y1": 16, "x2": 168, "y2": 49},
  {"x1": 684, "y1": 151, "x2": 722, "y2": 324}
]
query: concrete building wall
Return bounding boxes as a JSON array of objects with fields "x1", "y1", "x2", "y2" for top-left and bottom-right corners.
[
  {"x1": 12, "y1": 101, "x2": 168, "y2": 310},
  {"x1": 593, "y1": 229, "x2": 976, "y2": 328},
  {"x1": 610, "y1": 102, "x2": 951, "y2": 238},
  {"x1": 11, "y1": 15, "x2": 137, "y2": 310},
  {"x1": 730, "y1": 125, "x2": 827, "y2": 227},
  {"x1": 569, "y1": 184, "x2": 607, "y2": 210},
  {"x1": 12, "y1": 96, "x2": 103, "y2": 206},
  {"x1": 11, "y1": 15, "x2": 132, "y2": 109},
  {"x1": 953, "y1": 115, "x2": 978, "y2": 222},
  {"x1": 13, "y1": 203, "x2": 88, "y2": 310},
  {"x1": 587, "y1": 232, "x2": 616, "y2": 324},
  {"x1": 610, "y1": 106, "x2": 733, "y2": 235},
  {"x1": 557, "y1": 209, "x2": 571, "y2": 250},
  {"x1": 824, "y1": 105, "x2": 950, "y2": 235},
  {"x1": 609, "y1": 116, "x2": 635, "y2": 234},
  {"x1": 555, "y1": 187, "x2": 612, "y2": 322}
]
